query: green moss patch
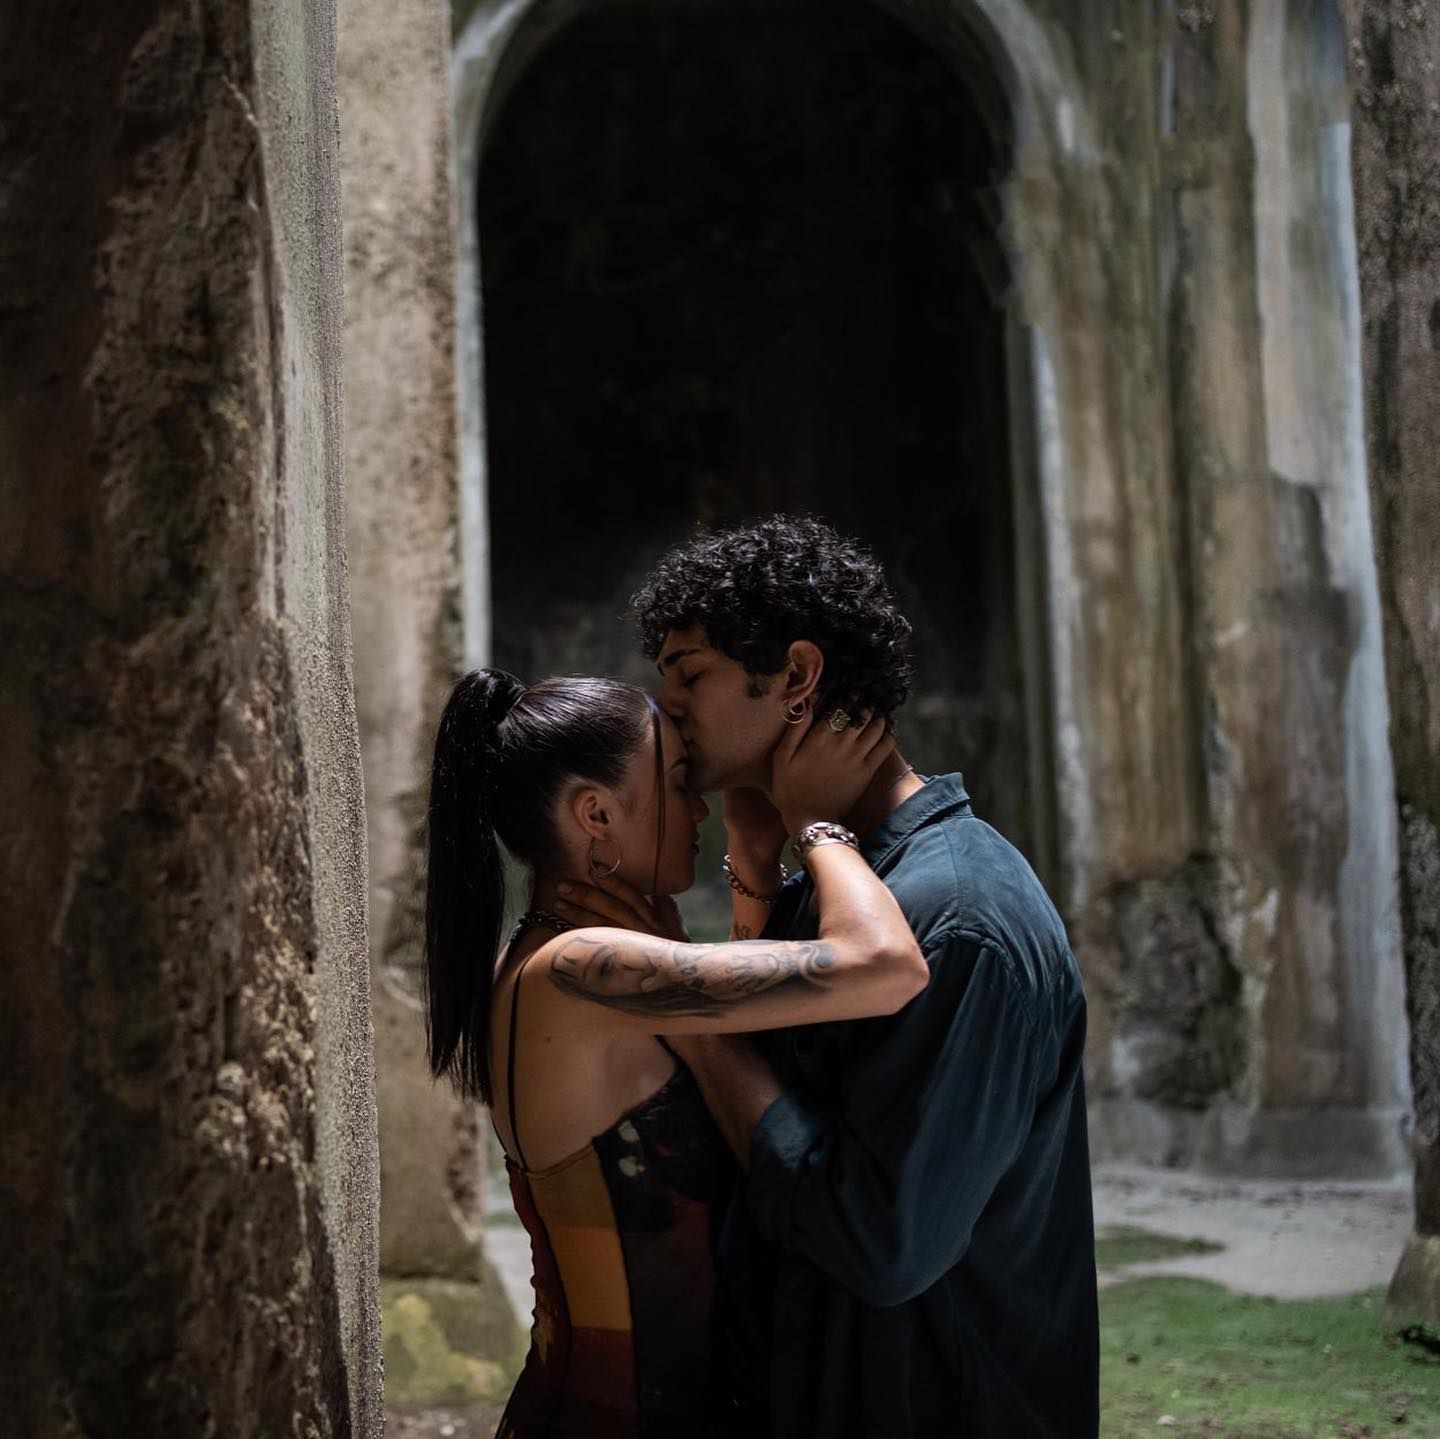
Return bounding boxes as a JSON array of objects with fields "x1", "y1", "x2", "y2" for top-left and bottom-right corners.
[
  {"x1": 382, "y1": 1278, "x2": 526, "y2": 1409},
  {"x1": 1101, "y1": 1278, "x2": 1440, "y2": 1437},
  {"x1": 1097, "y1": 1224, "x2": 1225, "y2": 1269}
]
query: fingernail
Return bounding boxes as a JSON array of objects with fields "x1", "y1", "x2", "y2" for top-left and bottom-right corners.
[{"x1": 557, "y1": 882, "x2": 572, "y2": 895}]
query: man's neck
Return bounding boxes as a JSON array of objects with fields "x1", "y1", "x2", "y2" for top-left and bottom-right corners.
[{"x1": 842, "y1": 750, "x2": 924, "y2": 843}]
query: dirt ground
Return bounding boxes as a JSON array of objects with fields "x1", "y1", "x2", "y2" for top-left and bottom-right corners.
[
  {"x1": 1091, "y1": 1163, "x2": 1413, "y2": 1297},
  {"x1": 386, "y1": 1405, "x2": 505, "y2": 1438}
]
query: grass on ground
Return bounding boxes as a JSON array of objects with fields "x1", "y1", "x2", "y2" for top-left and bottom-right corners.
[
  {"x1": 1096, "y1": 1224, "x2": 1224, "y2": 1268},
  {"x1": 1100, "y1": 1277, "x2": 1440, "y2": 1438}
]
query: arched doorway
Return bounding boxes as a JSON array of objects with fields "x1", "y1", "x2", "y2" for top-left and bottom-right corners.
[{"x1": 474, "y1": 0, "x2": 1040, "y2": 926}]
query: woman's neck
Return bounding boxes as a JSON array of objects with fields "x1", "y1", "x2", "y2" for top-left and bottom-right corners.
[
  {"x1": 501, "y1": 871, "x2": 583, "y2": 968},
  {"x1": 528, "y1": 864, "x2": 587, "y2": 915}
]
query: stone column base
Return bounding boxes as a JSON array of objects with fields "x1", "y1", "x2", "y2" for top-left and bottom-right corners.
[{"x1": 1386, "y1": 1229, "x2": 1440, "y2": 1327}]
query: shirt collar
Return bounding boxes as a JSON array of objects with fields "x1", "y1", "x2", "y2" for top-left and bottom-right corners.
[{"x1": 860, "y1": 772, "x2": 971, "y2": 868}]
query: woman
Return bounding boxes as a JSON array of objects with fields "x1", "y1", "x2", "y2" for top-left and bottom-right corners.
[{"x1": 424, "y1": 669, "x2": 927, "y2": 1438}]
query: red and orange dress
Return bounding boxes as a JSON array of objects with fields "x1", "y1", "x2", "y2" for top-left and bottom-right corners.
[{"x1": 495, "y1": 959, "x2": 737, "y2": 1438}]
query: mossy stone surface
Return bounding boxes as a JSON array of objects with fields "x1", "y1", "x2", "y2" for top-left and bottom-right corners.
[
  {"x1": 1388, "y1": 1230, "x2": 1440, "y2": 1334},
  {"x1": 382, "y1": 1278, "x2": 526, "y2": 1409}
]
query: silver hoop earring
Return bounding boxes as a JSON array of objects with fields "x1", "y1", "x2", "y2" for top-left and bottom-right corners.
[
  {"x1": 588, "y1": 835, "x2": 623, "y2": 878},
  {"x1": 783, "y1": 701, "x2": 807, "y2": 726}
]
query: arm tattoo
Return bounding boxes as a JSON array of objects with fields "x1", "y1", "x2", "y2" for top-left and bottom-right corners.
[{"x1": 548, "y1": 935, "x2": 837, "y2": 1019}]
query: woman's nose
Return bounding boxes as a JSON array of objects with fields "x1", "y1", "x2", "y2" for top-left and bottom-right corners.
[{"x1": 693, "y1": 794, "x2": 710, "y2": 823}]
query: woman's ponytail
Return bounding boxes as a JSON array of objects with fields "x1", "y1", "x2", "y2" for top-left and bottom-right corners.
[{"x1": 423, "y1": 668, "x2": 525, "y2": 1104}]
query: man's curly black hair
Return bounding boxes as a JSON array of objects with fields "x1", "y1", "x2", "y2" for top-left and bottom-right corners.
[{"x1": 631, "y1": 515, "x2": 914, "y2": 717}]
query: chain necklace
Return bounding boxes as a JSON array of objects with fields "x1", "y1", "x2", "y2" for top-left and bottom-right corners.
[{"x1": 511, "y1": 908, "x2": 573, "y2": 942}]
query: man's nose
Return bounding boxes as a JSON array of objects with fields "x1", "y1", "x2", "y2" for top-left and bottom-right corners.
[{"x1": 658, "y1": 685, "x2": 685, "y2": 721}]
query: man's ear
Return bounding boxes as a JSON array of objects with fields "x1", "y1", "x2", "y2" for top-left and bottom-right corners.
[{"x1": 780, "y1": 640, "x2": 825, "y2": 710}]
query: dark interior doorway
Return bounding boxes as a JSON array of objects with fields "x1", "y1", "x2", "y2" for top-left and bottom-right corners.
[{"x1": 479, "y1": 0, "x2": 1031, "y2": 927}]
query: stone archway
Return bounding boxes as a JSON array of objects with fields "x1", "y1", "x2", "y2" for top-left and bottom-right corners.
[
  {"x1": 476, "y1": 0, "x2": 1036, "y2": 922},
  {"x1": 457, "y1": 0, "x2": 1056, "y2": 942},
  {"x1": 452, "y1": 0, "x2": 1412, "y2": 1178}
]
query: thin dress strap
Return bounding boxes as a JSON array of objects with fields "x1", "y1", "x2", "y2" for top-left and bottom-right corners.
[{"x1": 505, "y1": 950, "x2": 538, "y2": 1172}]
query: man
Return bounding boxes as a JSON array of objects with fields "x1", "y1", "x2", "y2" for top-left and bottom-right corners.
[{"x1": 630, "y1": 515, "x2": 1099, "y2": 1438}]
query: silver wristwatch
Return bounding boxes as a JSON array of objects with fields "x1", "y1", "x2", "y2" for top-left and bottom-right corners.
[{"x1": 790, "y1": 820, "x2": 860, "y2": 864}]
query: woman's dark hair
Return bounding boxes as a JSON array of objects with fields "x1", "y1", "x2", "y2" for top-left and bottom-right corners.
[
  {"x1": 423, "y1": 670, "x2": 664, "y2": 1103},
  {"x1": 630, "y1": 514, "x2": 913, "y2": 717}
]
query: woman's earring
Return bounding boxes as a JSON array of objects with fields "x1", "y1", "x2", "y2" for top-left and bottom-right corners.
[
  {"x1": 588, "y1": 835, "x2": 623, "y2": 878},
  {"x1": 783, "y1": 700, "x2": 808, "y2": 726}
]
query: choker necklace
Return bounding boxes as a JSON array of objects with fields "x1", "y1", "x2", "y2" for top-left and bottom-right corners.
[
  {"x1": 888, "y1": 765, "x2": 918, "y2": 790},
  {"x1": 512, "y1": 908, "x2": 573, "y2": 941}
]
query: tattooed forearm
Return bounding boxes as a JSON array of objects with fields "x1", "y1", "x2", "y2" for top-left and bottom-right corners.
[{"x1": 548, "y1": 935, "x2": 837, "y2": 1019}]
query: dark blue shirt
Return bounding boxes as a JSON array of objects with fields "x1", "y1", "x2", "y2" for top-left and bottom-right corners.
[{"x1": 722, "y1": 775, "x2": 1099, "y2": 1438}]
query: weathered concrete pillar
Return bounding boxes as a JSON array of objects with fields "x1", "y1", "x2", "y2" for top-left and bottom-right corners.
[
  {"x1": 994, "y1": 2, "x2": 1212, "y2": 1156},
  {"x1": 1345, "y1": 0, "x2": 1440, "y2": 1323},
  {"x1": 338, "y1": 0, "x2": 481, "y2": 1281},
  {"x1": 0, "y1": 3, "x2": 381, "y2": 1434},
  {"x1": 337, "y1": 0, "x2": 522, "y2": 1387},
  {"x1": 1163, "y1": 1, "x2": 1408, "y2": 1175},
  {"x1": 948, "y1": 0, "x2": 1408, "y2": 1174}
]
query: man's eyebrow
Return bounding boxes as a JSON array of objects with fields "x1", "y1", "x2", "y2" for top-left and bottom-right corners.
[{"x1": 658, "y1": 645, "x2": 703, "y2": 672}]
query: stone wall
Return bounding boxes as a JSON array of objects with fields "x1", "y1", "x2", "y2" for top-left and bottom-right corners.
[
  {"x1": 1345, "y1": 0, "x2": 1440, "y2": 1322},
  {"x1": 0, "y1": 3, "x2": 380, "y2": 1433}
]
